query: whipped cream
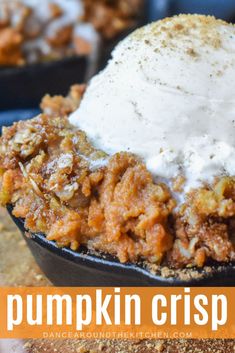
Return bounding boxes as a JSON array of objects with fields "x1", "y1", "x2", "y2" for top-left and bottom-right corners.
[{"x1": 70, "y1": 15, "x2": 235, "y2": 190}]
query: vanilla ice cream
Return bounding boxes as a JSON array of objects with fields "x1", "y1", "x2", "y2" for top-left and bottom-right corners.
[{"x1": 69, "y1": 15, "x2": 235, "y2": 190}]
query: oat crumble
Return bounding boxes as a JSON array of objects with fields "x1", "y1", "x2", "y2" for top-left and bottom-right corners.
[{"x1": 1, "y1": 85, "x2": 235, "y2": 269}]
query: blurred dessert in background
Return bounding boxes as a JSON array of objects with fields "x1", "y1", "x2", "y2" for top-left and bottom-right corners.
[
  {"x1": 83, "y1": 0, "x2": 143, "y2": 38},
  {"x1": 0, "y1": 0, "x2": 143, "y2": 66},
  {"x1": 0, "y1": 0, "x2": 98, "y2": 65}
]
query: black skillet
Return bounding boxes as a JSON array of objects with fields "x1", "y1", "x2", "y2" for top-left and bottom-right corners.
[
  {"x1": 2, "y1": 98, "x2": 235, "y2": 287},
  {"x1": 0, "y1": 56, "x2": 89, "y2": 111},
  {"x1": 2, "y1": 104, "x2": 235, "y2": 287}
]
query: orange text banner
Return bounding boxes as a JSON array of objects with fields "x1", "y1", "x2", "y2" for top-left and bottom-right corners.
[{"x1": 0, "y1": 287, "x2": 234, "y2": 339}]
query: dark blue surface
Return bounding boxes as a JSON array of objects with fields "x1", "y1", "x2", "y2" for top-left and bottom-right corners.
[
  {"x1": 0, "y1": 109, "x2": 40, "y2": 132},
  {"x1": 170, "y1": 0, "x2": 235, "y2": 20},
  {"x1": 148, "y1": 0, "x2": 235, "y2": 22}
]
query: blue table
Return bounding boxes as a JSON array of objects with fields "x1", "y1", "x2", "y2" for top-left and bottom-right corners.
[
  {"x1": 0, "y1": 109, "x2": 40, "y2": 132},
  {"x1": 148, "y1": 0, "x2": 235, "y2": 22}
]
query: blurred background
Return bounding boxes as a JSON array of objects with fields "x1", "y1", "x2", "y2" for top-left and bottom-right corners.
[
  {"x1": 148, "y1": 0, "x2": 235, "y2": 22},
  {"x1": 1, "y1": 0, "x2": 235, "y2": 127}
]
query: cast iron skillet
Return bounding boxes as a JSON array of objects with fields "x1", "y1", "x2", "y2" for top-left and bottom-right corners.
[
  {"x1": 7, "y1": 205, "x2": 235, "y2": 287},
  {"x1": 2, "y1": 100, "x2": 235, "y2": 287},
  {"x1": 0, "y1": 56, "x2": 89, "y2": 111},
  {"x1": 0, "y1": 2, "x2": 148, "y2": 111},
  {"x1": 2, "y1": 118, "x2": 235, "y2": 286}
]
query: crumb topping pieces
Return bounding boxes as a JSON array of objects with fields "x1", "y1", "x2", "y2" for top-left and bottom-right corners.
[{"x1": 1, "y1": 84, "x2": 235, "y2": 271}]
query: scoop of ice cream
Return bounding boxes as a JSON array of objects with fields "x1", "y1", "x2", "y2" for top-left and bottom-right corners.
[{"x1": 69, "y1": 14, "x2": 235, "y2": 189}]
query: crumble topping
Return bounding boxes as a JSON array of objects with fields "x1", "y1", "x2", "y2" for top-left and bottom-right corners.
[
  {"x1": 132, "y1": 14, "x2": 228, "y2": 50},
  {"x1": 0, "y1": 111, "x2": 174, "y2": 264},
  {"x1": 1, "y1": 85, "x2": 235, "y2": 269}
]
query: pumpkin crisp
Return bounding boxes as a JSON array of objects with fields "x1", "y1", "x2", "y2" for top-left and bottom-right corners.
[
  {"x1": 0, "y1": 0, "x2": 142, "y2": 66},
  {"x1": 0, "y1": 85, "x2": 235, "y2": 269}
]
